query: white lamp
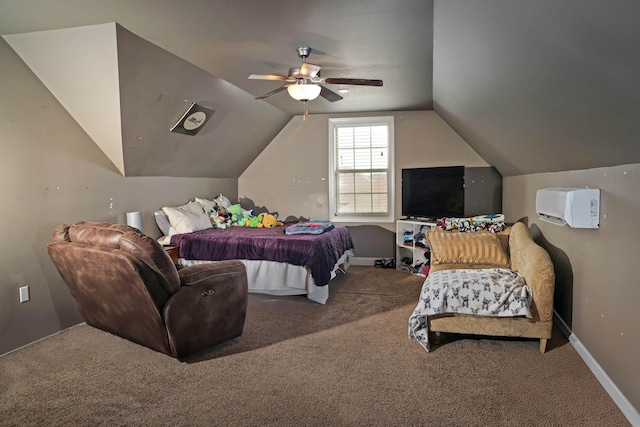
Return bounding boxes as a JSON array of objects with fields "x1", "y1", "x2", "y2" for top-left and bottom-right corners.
[
  {"x1": 126, "y1": 211, "x2": 143, "y2": 232},
  {"x1": 287, "y1": 81, "x2": 321, "y2": 101}
]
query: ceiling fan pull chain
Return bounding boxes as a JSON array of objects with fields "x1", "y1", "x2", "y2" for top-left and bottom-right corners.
[{"x1": 303, "y1": 100, "x2": 308, "y2": 120}]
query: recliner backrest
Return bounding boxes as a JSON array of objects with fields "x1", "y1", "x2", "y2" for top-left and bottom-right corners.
[
  {"x1": 47, "y1": 222, "x2": 181, "y2": 355},
  {"x1": 59, "y1": 222, "x2": 181, "y2": 293}
]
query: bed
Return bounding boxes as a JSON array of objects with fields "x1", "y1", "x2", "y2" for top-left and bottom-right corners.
[{"x1": 167, "y1": 224, "x2": 354, "y2": 304}]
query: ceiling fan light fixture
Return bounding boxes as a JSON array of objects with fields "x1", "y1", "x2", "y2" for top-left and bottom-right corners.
[{"x1": 287, "y1": 82, "x2": 321, "y2": 101}]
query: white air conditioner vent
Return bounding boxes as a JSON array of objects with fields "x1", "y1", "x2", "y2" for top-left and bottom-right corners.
[{"x1": 535, "y1": 188, "x2": 600, "y2": 228}]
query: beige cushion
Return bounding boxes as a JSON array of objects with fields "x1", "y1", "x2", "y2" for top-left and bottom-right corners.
[{"x1": 427, "y1": 229, "x2": 510, "y2": 267}]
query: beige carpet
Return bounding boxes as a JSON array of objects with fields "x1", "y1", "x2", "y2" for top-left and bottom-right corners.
[{"x1": 0, "y1": 266, "x2": 630, "y2": 426}]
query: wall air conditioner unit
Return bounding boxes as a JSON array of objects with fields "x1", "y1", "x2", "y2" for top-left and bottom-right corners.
[{"x1": 535, "y1": 188, "x2": 600, "y2": 228}]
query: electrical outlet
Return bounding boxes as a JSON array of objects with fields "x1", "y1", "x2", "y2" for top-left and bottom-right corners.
[{"x1": 19, "y1": 286, "x2": 29, "y2": 303}]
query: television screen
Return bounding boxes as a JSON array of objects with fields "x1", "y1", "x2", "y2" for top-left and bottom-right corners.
[{"x1": 402, "y1": 166, "x2": 465, "y2": 219}]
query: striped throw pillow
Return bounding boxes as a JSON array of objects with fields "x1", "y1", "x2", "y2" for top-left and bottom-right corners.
[{"x1": 427, "y1": 230, "x2": 510, "y2": 267}]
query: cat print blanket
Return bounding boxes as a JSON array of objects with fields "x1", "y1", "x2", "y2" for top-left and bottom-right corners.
[{"x1": 408, "y1": 268, "x2": 532, "y2": 351}]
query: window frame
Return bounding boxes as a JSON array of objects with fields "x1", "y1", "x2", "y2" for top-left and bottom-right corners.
[{"x1": 328, "y1": 116, "x2": 395, "y2": 223}]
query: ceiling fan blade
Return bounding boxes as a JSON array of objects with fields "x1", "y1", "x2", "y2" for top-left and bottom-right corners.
[
  {"x1": 255, "y1": 85, "x2": 288, "y2": 100},
  {"x1": 249, "y1": 74, "x2": 291, "y2": 82},
  {"x1": 324, "y1": 78, "x2": 383, "y2": 87},
  {"x1": 300, "y1": 62, "x2": 322, "y2": 78},
  {"x1": 320, "y1": 86, "x2": 343, "y2": 102}
]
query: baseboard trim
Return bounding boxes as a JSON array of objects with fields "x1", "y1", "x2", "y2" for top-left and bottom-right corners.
[
  {"x1": 350, "y1": 256, "x2": 377, "y2": 266},
  {"x1": 0, "y1": 322, "x2": 86, "y2": 359},
  {"x1": 552, "y1": 309, "x2": 571, "y2": 338},
  {"x1": 569, "y1": 333, "x2": 639, "y2": 426}
]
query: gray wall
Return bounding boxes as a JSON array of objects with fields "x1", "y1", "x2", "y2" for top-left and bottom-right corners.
[
  {"x1": 0, "y1": 37, "x2": 237, "y2": 355},
  {"x1": 503, "y1": 165, "x2": 640, "y2": 411}
]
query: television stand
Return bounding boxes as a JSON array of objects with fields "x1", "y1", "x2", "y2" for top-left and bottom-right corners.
[
  {"x1": 403, "y1": 216, "x2": 438, "y2": 222},
  {"x1": 396, "y1": 219, "x2": 437, "y2": 276}
]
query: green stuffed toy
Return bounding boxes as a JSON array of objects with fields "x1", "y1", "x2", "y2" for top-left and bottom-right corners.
[
  {"x1": 246, "y1": 216, "x2": 263, "y2": 228},
  {"x1": 227, "y1": 204, "x2": 244, "y2": 223},
  {"x1": 237, "y1": 212, "x2": 251, "y2": 226},
  {"x1": 228, "y1": 204, "x2": 255, "y2": 226}
]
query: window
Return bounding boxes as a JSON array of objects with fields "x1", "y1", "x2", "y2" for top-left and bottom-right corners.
[{"x1": 329, "y1": 116, "x2": 394, "y2": 222}]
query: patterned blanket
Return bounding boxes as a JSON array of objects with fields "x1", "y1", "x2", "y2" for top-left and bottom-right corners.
[
  {"x1": 436, "y1": 214, "x2": 506, "y2": 233},
  {"x1": 408, "y1": 268, "x2": 532, "y2": 352},
  {"x1": 285, "y1": 220, "x2": 335, "y2": 235}
]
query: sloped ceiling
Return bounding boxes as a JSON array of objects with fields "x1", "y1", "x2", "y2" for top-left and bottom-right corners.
[
  {"x1": 0, "y1": 0, "x2": 434, "y2": 116},
  {"x1": 3, "y1": 24, "x2": 125, "y2": 173},
  {"x1": 1, "y1": 0, "x2": 639, "y2": 178},
  {"x1": 433, "y1": 0, "x2": 640, "y2": 176},
  {"x1": 115, "y1": 25, "x2": 291, "y2": 177},
  {"x1": 3, "y1": 23, "x2": 291, "y2": 177}
]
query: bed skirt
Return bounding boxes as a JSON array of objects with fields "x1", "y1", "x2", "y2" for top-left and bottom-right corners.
[{"x1": 179, "y1": 249, "x2": 353, "y2": 304}]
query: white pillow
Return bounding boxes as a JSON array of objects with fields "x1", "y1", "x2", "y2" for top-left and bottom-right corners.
[
  {"x1": 154, "y1": 210, "x2": 178, "y2": 236},
  {"x1": 154, "y1": 211, "x2": 172, "y2": 236},
  {"x1": 162, "y1": 202, "x2": 212, "y2": 234},
  {"x1": 157, "y1": 235, "x2": 172, "y2": 246}
]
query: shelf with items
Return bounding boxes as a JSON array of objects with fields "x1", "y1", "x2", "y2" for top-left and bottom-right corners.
[{"x1": 396, "y1": 219, "x2": 436, "y2": 276}]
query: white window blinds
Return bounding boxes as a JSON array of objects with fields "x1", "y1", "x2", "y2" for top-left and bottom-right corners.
[{"x1": 329, "y1": 117, "x2": 394, "y2": 222}]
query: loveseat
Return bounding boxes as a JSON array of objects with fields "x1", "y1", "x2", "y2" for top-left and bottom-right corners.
[
  {"x1": 410, "y1": 221, "x2": 555, "y2": 353},
  {"x1": 48, "y1": 221, "x2": 249, "y2": 359}
]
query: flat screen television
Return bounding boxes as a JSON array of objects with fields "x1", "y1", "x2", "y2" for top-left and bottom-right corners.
[{"x1": 402, "y1": 166, "x2": 465, "y2": 219}]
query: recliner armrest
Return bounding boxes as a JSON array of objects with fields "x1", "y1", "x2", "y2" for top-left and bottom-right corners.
[
  {"x1": 177, "y1": 261, "x2": 247, "y2": 288},
  {"x1": 163, "y1": 261, "x2": 248, "y2": 359}
]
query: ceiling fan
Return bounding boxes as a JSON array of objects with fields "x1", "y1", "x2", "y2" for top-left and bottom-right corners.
[{"x1": 249, "y1": 46, "x2": 383, "y2": 117}]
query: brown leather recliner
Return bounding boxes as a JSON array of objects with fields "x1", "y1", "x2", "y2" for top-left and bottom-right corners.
[{"x1": 47, "y1": 221, "x2": 248, "y2": 359}]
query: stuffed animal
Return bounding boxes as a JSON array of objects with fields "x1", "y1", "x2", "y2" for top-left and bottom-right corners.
[
  {"x1": 214, "y1": 194, "x2": 231, "y2": 210},
  {"x1": 259, "y1": 213, "x2": 283, "y2": 228},
  {"x1": 209, "y1": 211, "x2": 227, "y2": 229},
  {"x1": 236, "y1": 213, "x2": 251, "y2": 227},
  {"x1": 195, "y1": 197, "x2": 218, "y2": 216},
  {"x1": 246, "y1": 216, "x2": 263, "y2": 228},
  {"x1": 226, "y1": 204, "x2": 255, "y2": 226},
  {"x1": 227, "y1": 204, "x2": 244, "y2": 223}
]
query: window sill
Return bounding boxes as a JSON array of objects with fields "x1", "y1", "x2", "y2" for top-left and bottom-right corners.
[{"x1": 331, "y1": 215, "x2": 394, "y2": 223}]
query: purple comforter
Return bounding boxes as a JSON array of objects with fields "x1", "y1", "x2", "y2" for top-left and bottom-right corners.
[{"x1": 170, "y1": 225, "x2": 354, "y2": 286}]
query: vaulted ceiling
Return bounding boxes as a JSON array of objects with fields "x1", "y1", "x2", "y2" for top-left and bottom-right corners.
[
  {"x1": 1, "y1": 0, "x2": 638, "y2": 177},
  {"x1": 433, "y1": 0, "x2": 640, "y2": 176}
]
